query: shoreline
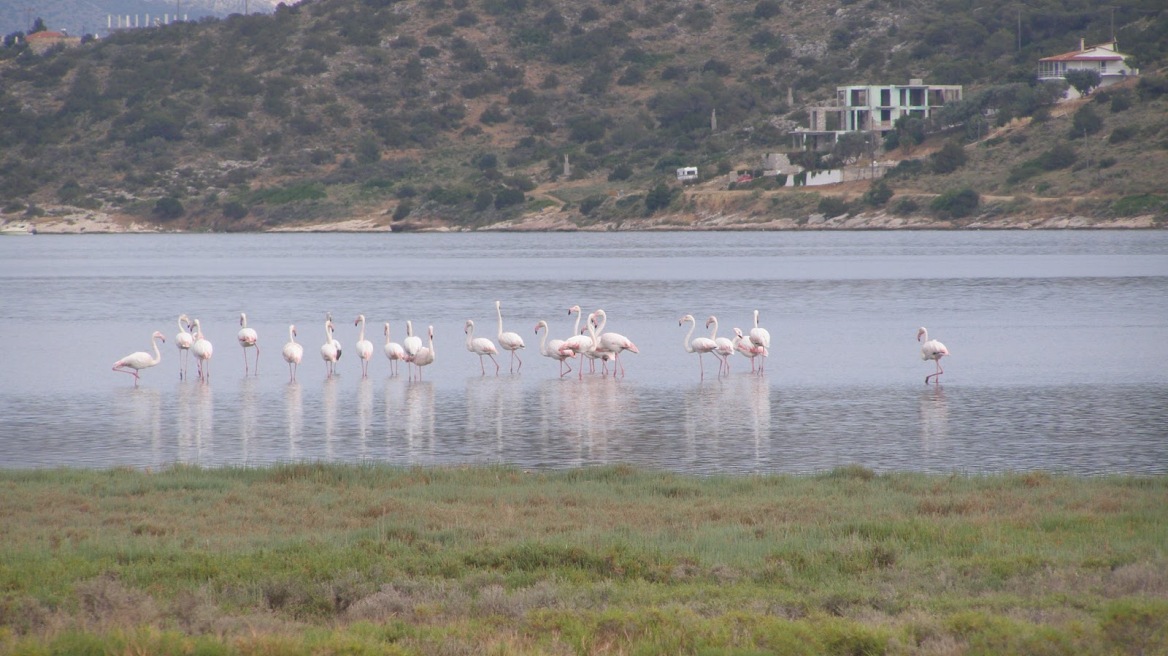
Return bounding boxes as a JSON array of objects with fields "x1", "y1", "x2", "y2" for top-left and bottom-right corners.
[{"x1": 1, "y1": 209, "x2": 1160, "y2": 234}]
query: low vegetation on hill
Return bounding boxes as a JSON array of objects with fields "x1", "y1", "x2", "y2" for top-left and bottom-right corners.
[{"x1": 0, "y1": 0, "x2": 1166, "y2": 230}]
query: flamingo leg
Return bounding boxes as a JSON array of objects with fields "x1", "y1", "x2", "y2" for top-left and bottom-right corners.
[
  {"x1": 490, "y1": 354, "x2": 500, "y2": 375},
  {"x1": 562, "y1": 358, "x2": 572, "y2": 378},
  {"x1": 254, "y1": 345, "x2": 260, "y2": 376}
]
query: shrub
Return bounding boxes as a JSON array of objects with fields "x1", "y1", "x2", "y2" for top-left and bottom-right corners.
[
  {"x1": 930, "y1": 187, "x2": 979, "y2": 219},
  {"x1": 1069, "y1": 105, "x2": 1103, "y2": 139},
  {"x1": 930, "y1": 141, "x2": 967, "y2": 174},
  {"x1": 890, "y1": 197, "x2": 919, "y2": 215},
  {"x1": 753, "y1": 0, "x2": 782, "y2": 19},
  {"x1": 494, "y1": 187, "x2": 525, "y2": 209},
  {"x1": 392, "y1": 200, "x2": 412, "y2": 221},
  {"x1": 1111, "y1": 194, "x2": 1165, "y2": 217},
  {"x1": 644, "y1": 183, "x2": 676, "y2": 214},
  {"x1": 473, "y1": 190, "x2": 493, "y2": 212},
  {"x1": 222, "y1": 200, "x2": 248, "y2": 219},
  {"x1": 153, "y1": 196, "x2": 184, "y2": 220},
  {"x1": 608, "y1": 163, "x2": 633, "y2": 181},
  {"x1": 1109, "y1": 126, "x2": 1136, "y2": 144},
  {"x1": 579, "y1": 195, "x2": 605, "y2": 215},
  {"x1": 863, "y1": 179, "x2": 893, "y2": 207},
  {"x1": 817, "y1": 196, "x2": 849, "y2": 217}
]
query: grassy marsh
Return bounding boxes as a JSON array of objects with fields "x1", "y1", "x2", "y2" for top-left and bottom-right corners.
[{"x1": 0, "y1": 464, "x2": 1165, "y2": 655}]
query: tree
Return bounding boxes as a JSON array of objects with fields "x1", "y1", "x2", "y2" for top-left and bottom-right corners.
[
  {"x1": 1069, "y1": 105, "x2": 1103, "y2": 139},
  {"x1": 30, "y1": 17, "x2": 47, "y2": 34},
  {"x1": 831, "y1": 132, "x2": 870, "y2": 166},
  {"x1": 863, "y1": 179, "x2": 893, "y2": 207},
  {"x1": 930, "y1": 141, "x2": 967, "y2": 174},
  {"x1": 153, "y1": 197, "x2": 185, "y2": 220},
  {"x1": 930, "y1": 187, "x2": 979, "y2": 219},
  {"x1": 1064, "y1": 69, "x2": 1102, "y2": 98}
]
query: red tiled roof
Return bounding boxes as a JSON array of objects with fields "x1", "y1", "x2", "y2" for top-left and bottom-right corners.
[
  {"x1": 1040, "y1": 52, "x2": 1124, "y2": 62},
  {"x1": 27, "y1": 31, "x2": 69, "y2": 39}
]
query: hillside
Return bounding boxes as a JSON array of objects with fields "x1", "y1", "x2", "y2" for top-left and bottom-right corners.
[{"x1": 1, "y1": 0, "x2": 1166, "y2": 233}]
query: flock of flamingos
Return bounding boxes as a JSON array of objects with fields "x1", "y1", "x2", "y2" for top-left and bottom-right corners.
[{"x1": 112, "y1": 301, "x2": 951, "y2": 387}]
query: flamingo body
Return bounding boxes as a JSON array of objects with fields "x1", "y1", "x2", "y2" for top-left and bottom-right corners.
[
  {"x1": 238, "y1": 312, "x2": 260, "y2": 376},
  {"x1": 175, "y1": 314, "x2": 194, "y2": 380},
  {"x1": 495, "y1": 300, "x2": 525, "y2": 372},
  {"x1": 190, "y1": 319, "x2": 213, "y2": 382},
  {"x1": 282, "y1": 324, "x2": 304, "y2": 382},
  {"x1": 590, "y1": 309, "x2": 637, "y2": 376},
  {"x1": 383, "y1": 322, "x2": 406, "y2": 376},
  {"x1": 536, "y1": 319, "x2": 573, "y2": 377},
  {"x1": 749, "y1": 310, "x2": 771, "y2": 373},
  {"x1": 113, "y1": 331, "x2": 165, "y2": 387},
  {"x1": 355, "y1": 315, "x2": 374, "y2": 378},
  {"x1": 706, "y1": 315, "x2": 735, "y2": 376},
  {"x1": 321, "y1": 319, "x2": 339, "y2": 378},
  {"x1": 411, "y1": 326, "x2": 435, "y2": 380},
  {"x1": 917, "y1": 326, "x2": 949, "y2": 384},
  {"x1": 465, "y1": 319, "x2": 500, "y2": 375}
]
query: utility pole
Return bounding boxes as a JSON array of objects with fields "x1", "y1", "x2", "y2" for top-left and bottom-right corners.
[{"x1": 1017, "y1": 7, "x2": 1022, "y2": 52}]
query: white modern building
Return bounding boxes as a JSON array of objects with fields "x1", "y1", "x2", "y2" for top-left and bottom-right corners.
[
  {"x1": 1038, "y1": 40, "x2": 1138, "y2": 97},
  {"x1": 790, "y1": 79, "x2": 963, "y2": 150}
]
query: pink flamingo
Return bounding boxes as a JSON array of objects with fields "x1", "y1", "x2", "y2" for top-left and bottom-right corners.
[
  {"x1": 680, "y1": 314, "x2": 718, "y2": 379},
  {"x1": 354, "y1": 314, "x2": 374, "y2": 378},
  {"x1": 917, "y1": 326, "x2": 950, "y2": 384},
  {"x1": 383, "y1": 322, "x2": 406, "y2": 377},
  {"x1": 282, "y1": 324, "x2": 304, "y2": 383},
  {"x1": 589, "y1": 309, "x2": 639, "y2": 377},
  {"x1": 733, "y1": 327, "x2": 767, "y2": 373},
  {"x1": 749, "y1": 310, "x2": 771, "y2": 373},
  {"x1": 112, "y1": 330, "x2": 165, "y2": 387},
  {"x1": 238, "y1": 312, "x2": 259, "y2": 376},
  {"x1": 495, "y1": 300, "x2": 526, "y2": 373},
  {"x1": 465, "y1": 319, "x2": 500, "y2": 375},
  {"x1": 536, "y1": 319, "x2": 573, "y2": 377},
  {"x1": 411, "y1": 325, "x2": 435, "y2": 381},
  {"x1": 191, "y1": 319, "x2": 213, "y2": 382},
  {"x1": 175, "y1": 314, "x2": 193, "y2": 380},
  {"x1": 403, "y1": 320, "x2": 423, "y2": 379}
]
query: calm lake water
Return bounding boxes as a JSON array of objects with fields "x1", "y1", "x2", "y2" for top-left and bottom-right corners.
[{"x1": 1, "y1": 231, "x2": 1166, "y2": 474}]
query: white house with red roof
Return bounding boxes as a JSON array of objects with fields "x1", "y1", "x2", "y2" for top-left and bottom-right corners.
[{"x1": 1038, "y1": 40, "x2": 1138, "y2": 97}]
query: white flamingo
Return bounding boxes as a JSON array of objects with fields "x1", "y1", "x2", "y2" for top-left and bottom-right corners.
[
  {"x1": 495, "y1": 300, "x2": 525, "y2": 373},
  {"x1": 112, "y1": 330, "x2": 165, "y2": 387},
  {"x1": 536, "y1": 319, "x2": 573, "y2": 377},
  {"x1": 383, "y1": 322, "x2": 406, "y2": 376},
  {"x1": 680, "y1": 314, "x2": 718, "y2": 379},
  {"x1": 403, "y1": 320, "x2": 423, "y2": 377},
  {"x1": 354, "y1": 314, "x2": 374, "y2": 378},
  {"x1": 326, "y1": 312, "x2": 343, "y2": 362},
  {"x1": 321, "y1": 318, "x2": 339, "y2": 378},
  {"x1": 465, "y1": 319, "x2": 500, "y2": 375},
  {"x1": 410, "y1": 325, "x2": 435, "y2": 381},
  {"x1": 706, "y1": 315, "x2": 735, "y2": 376},
  {"x1": 589, "y1": 309, "x2": 639, "y2": 377},
  {"x1": 238, "y1": 312, "x2": 259, "y2": 376},
  {"x1": 175, "y1": 314, "x2": 194, "y2": 380},
  {"x1": 560, "y1": 305, "x2": 600, "y2": 374},
  {"x1": 750, "y1": 310, "x2": 771, "y2": 373},
  {"x1": 191, "y1": 319, "x2": 213, "y2": 382},
  {"x1": 282, "y1": 324, "x2": 304, "y2": 383},
  {"x1": 917, "y1": 326, "x2": 950, "y2": 384}
]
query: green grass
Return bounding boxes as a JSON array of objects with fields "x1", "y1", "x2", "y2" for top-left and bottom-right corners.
[{"x1": 1, "y1": 464, "x2": 1166, "y2": 655}]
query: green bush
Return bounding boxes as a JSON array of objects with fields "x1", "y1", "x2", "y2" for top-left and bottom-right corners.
[
  {"x1": 392, "y1": 200, "x2": 412, "y2": 221},
  {"x1": 1109, "y1": 126, "x2": 1136, "y2": 144},
  {"x1": 222, "y1": 200, "x2": 248, "y2": 220},
  {"x1": 644, "y1": 183, "x2": 676, "y2": 214},
  {"x1": 579, "y1": 195, "x2": 605, "y2": 215},
  {"x1": 930, "y1": 141, "x2": 967, "y2": 174},
  {"x1": 930, "y1": 187, "x2": 979, "y2": 219},
  {"x1": 494, "y1": 187, "x2": 525, "y2": 209},
  {"x1": 153, "y1": 196, "x2": 185, "y2": 220},
  {"x1": 817, "y1": 196, "x2": 849, "y2": 217},
  {"x1": 1111, "y1": 194, "x2": 1165, "y2": 217},
  {"x1": 863, "y1": 179, "x2": 893, "y2": 207},
  {"x1": 1069, "y1": 105, "x2": 1103, "y2": 139}
]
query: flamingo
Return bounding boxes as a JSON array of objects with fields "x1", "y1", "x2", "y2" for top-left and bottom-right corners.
[
  {"x1": 191, "y1": 319, "x2": 213, "y2": 382},
  {"x1": 112, "y1": 330, "x2": 165, "y2": 387},
  {"x1": 321, "y1": 318, "x2": 339, "y2": 378},
  {"x1": 403, "y1": 320, "x2": 423, "y2": 378},
  {"x1": 536, "y1": 319, "x2": 573, "y2": 377},
  {"x1": 495, "y1": 300, "x2": 525, "y2": 372},
  {"x1": 560, "y1": 305, "x2": 599, "y2": 374},
  {"x1": 282, "y1": 324, "x2": 304, "y2": 382},
  {"x1": 175, "y1": 314, "x2": 194, "y2": 380},
  {"x1": 354, "y1": 314, "x2": 374, "y2": 378},
  {"x1": 680, "y1": 314, "x2": 718, "y2": 379},
  {"x1": 238, "y1": 312, "x2": 260, "y2": 376},
  {"x1": 383, "y1": 322, "x2": 406, "y2": 376},
  {"x1": 410, "y1": 325, "x2": 435, "y2": 381},
  {"x1": 917, "y1": 326, "x2": 950, "y2": 384},
  {"x1": 589, "y1": 309, "x2": 639, "y2": 377},
  {"x1": 465, "y1": 319, "x2": 500, "y2": 375},
  {"x1": 750, "y1": 310, "x2": 771, "y2": 373},
  {"x1": 733, "y1": 327, "x2": 767, "y2": 373},
  {"x1": 706, "y1": 315, "x2": 735, "y2": 376},
  {"x1": 326, "y1": 312, "x2": 343, "y2": 362}
]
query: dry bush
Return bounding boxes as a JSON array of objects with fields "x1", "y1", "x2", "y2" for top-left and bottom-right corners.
[{"x1": 75, "y1": 574, "x2": 159, "y2": 629}]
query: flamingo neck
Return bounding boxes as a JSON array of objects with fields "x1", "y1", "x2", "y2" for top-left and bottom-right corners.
[
  {"x1": 465, "y1": 322, "x2": 475, "y2": 350},
  {"x1": 683, "y1": 319, "x2": 696, "y2": 353},
  {"x1": 152, "y1": 335, "x2": 163, "y2": 363},
  {"x1": 496, "y1": 303, "x2": 504, "y2": 339},
  {"x1": 537, "y1": 323, "x2": 549, "y2": 355},
  {"x1": 357, "y1": 317, "x2": 366, "y2": 342},
  {"x1": 593, "y1": 310, "x2": 607, "y2": 335},
  {"x1": 708, "y1": 317, "x2": 719, "y2": 340},
  {"x1": 289, "y1": 326, "x2": 297, "y2": 344}
]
